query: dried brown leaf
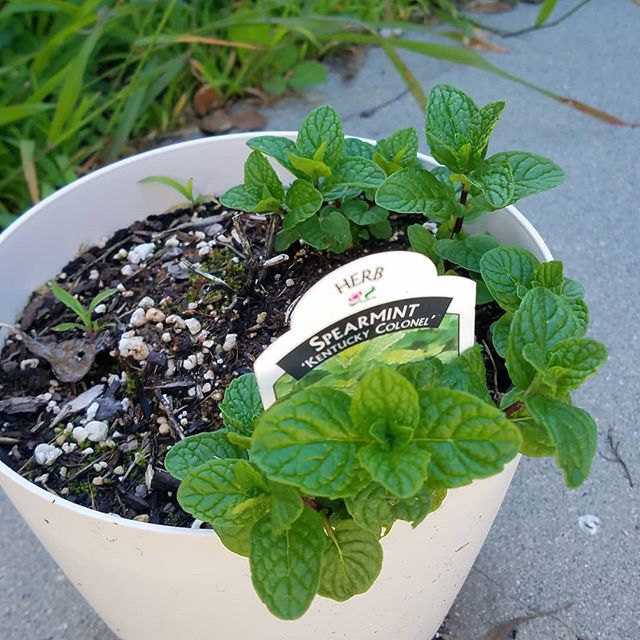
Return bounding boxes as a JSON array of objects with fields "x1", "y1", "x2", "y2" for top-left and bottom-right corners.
[
  {"x1": 192, "y1": 85, "x2": 225, "y2": 117},
  {"x1": 22, "y1": 334, "x2": 96, "y2": 383},
  {"x1": 229, "y1": 107, "x2": 267, "y2": 131},
  {"x1": 199, "y1": 109, "x2": 234, "y2": 134}
]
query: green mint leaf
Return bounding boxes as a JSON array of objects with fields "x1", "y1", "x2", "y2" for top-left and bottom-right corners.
[
  {"x1": 165, "y1": 431, "x2": 247, "y2": 481},
  {"x1": 250, "y1": 506, "x2": 325, "y2": 620},
  {"x1": 491, "y1": 313, "x2": 512, "y2": 358},
  {"x1": 288, "y1": 60, "x2": 327, "y2": 89},
  {"x1": 434, "y1": 234, "x2": 499, "y2": 272},
  {"x1": 274, "y1": 226, "x2": 300, "y2": 252},
  {"x1": 320, "y1": 210, "x2": 352, "y2": 253},
  {"x1": 406, "y1": 224, "x2": 444, "y2": 272},
  {"x1": 376, "y1": 127, "x2": 419, "y2": 169},
  {"x1": 397, "y1": 358, "x2": 443, "y2": 391},
  {"x1": 358, "y1": 441, "x2": 431, "y2": 498},
  {"x1": 375, "y1": 166, "x2": 457, "y2": 223},
  {"x1": 467, "y1": 159, "x2": 515, "y2": 209},
  {"x1": 547, "y1": 337, "x2": 607, "y2": 392},
  {"x1": 298, "y1": 215, "x2": 330, "y2": 250},
  {"x1": 343, "y1": 137, "x2": 376, "y2": 159},
  {"x1": 506, "y1": 288, "x2": 580, "y2": 390},
  {"x1": 529, "y1": 260, "x2": 564, "y2": 294},
  {"x1": 270, "y1": 482, "x2": 303, "y2": 534},
  {"x1": 244, "y1": 150, "x2": 284, "y2": 202},
  {"x1": 425, "y1": 84, "x2": 478, "y2": 172},
  {"x1": 562, "y1": 278, "x2": 585, "y2": 300},
  {"x1": 525, "y1": 397, "x2": 597, "y2": 488},
  {"x1": 287, "y1": 153, "x2": 332, "y2": 181},
  {"x1": 415, "y1": 388, "x2": 521, "y2": 488},
  {"x1": 368, "y1": 218, "x2": 393, "y2": 240},
  {"x1": 215, "y1": 522, "x2": 253, "y2": 557},
  {"x1": 296, "y1": 105, "x2": 344, "y2": 166},
  {"x1": 474, "y1": 276, "x2": 495, "y2": 305},
  {"x1": 394, "y1": 484, "x2": 447, "y2": 528},
  {"x1": 488, "y1": 151, "x2": 565, "y2": 199},
  {"x1": 247, "y1": 136, "x2": 303, "y2": 176},
  {"x1": 283, "y1": 179, "x2": 323, "y2": 229},
  {"x1": 325, "y1": 157, "x2": 386, "y2": 190},
  {"x1": 251, "y1": 387, "x2": 369, "y2": 498},
  {"x1": 372, "y1": 152, "x2": 403, "y2": 176},
  {"x1": 467, "y1": 101, "x2": 505, "y2": 164},
  {"x1": 344, "y1": 483, "x2": 395, "y2": 535},
  {"x1": 340, "y1": 199, "x2": 388, "y2": 226},
  {"x1": 517, "y1": 418, "x2": 557, "y2": 458},
  {"x1": 440, "y1": 344, "x2": 492, "y2": 403},
  {"x1": 567, "y1": 297, "x2": 589, "y2": 336},
  {"x1": 350, "y1": 366, "x2": 420, "y2": 430},
  {"x1": 177, "y1": 459, "x2": 269, "y2": 528},
  {"x1": 219, "y1": 184, "x2": 262, "y2": 212},
  {"x1": 318, "y1": 519, "x2": 383, "y2": 602},
  {"x1": 219, "y1": 373, "x2": 263, "y2": 436},
  {"x1": 479, "y1": 246, "x2": 540, "y2": 312}
]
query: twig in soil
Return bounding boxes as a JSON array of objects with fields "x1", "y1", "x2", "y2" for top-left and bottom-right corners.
[
  {"x1": 482, "y1": 603, "x2": 573, "y2": 640},
  {"x1": 154, "y1": 212, "x2": 232, "y2": 238},
  {"x1": 154, "y1": 390, "x2": 185, "y2": 441},
  {"x1": 66, "y1": 452, "x2": 111, "y2": 483},
  {"x1": 179, "y1": 258, "x2": 233, "y2": 290},
  {"x1": 599, "y1": 427, "x2": 634, "y2": 488}
]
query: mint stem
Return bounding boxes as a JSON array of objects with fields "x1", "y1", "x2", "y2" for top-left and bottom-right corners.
[
  {"x1": 451, "y1": 188, "x2": 468, "y2": 237},
  {"x1": 503, "y1": 400, "x2": 524, "y2": 417}
]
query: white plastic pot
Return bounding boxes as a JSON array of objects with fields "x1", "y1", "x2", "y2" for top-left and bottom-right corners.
[{"x1": 0, "y1": 134, "x2": 552, "y2": 640}]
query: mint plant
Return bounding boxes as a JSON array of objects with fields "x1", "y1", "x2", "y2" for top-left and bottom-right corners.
[
  {"x1": 50, "y1": 283, "x2": 117, "y2": 338},
  {"x1": 163, "y1": 83, "x2": 606, "y2": 620}
]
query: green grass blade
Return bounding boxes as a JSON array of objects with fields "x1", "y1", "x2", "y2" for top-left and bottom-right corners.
[
  {"x1": 88, "y1": 287, "x2": 118, "y2": 315},
  {"x1": 50, "y1": 282, "x2": 88, "y2": 322},
  {"x1": 0, "y1": 104, "x2": 52, "y2": 126},
  {"x1": 139, "y1": 176, "x2": 192, "y2": 201},
  {"x1": 536, "y1": 0, "x2": 559, "y2": 26}
]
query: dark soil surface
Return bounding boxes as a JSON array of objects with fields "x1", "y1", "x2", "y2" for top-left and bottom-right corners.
[{"x1": 0, "y1": 200, "x2": 506, "y2": 527}]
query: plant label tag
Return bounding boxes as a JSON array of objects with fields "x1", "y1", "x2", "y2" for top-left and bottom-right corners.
[{"x1": 254, "y1": 250, "x2": 476, "y2": 407}]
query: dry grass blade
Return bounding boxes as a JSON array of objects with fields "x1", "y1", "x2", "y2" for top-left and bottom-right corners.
[
  {"x1": 381, "y1": 43, "x2": 427, "y2": 110},
  {"x1": 174, "y1": 34, "x2": 263, "y2": 50},
  {"x1": 19, "y1": 139, "x2": 40, "y2": 205},
  {"x1": 483, "y1": 604, "x2": 572, "y2": 640}
]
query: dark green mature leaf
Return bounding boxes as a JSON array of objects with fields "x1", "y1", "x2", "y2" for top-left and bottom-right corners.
[
  {"x1": 251, "y1": 387, "x2": 370, "y2": 498},
  {"x1": 480, "y1": 246, "x2": 540, "y2": 312},
  {"x1": 530, "y1": 260, "x2": 564, "y2": 294},
  {"x1": 407, "y1": 224, "x2": 444, "y2": 272},
  {"x1": 434, "y1": 234, "x2": 499, "y2": 272},
  {"x1": 288, "y1": 153, "x2": 332, "y2": 181},
  {"x1": 395, "y1": 484, "x2": 447, "y2": 527},
  {"x1": 219, "y1": 373, "x2": 263, "y2": 436},
  {"x1": 358, "y1": 441, "x2": 431, "y2": 498},
  {"x1": 491, "y1": 313, "x2": 512, "y2": 358},
  {"x1": 368, "y1": 218, "x2": 393, "y2": 240},
  {"x1": 296, "y1": 105, "x2": 344, "y2": 166},
  {"x1": 341, "y1": 200, "x2": 388, "y2": 226},
  {"x1": 547, "y1": 337, "x2": 607, "y2": 392},
  {"x1": 326, "y1": 157, "x2": 386, "y2": 190},
  {"x1": 526, "y1": 397, "x2": 597, "y2": 488},
  {"x1": 468, "y1": 159, "x2": 514, "y2": 209},
  {"x1": 319, "y1": 519, "x2": 383, "y2": 602},
  {"x1": 375, "y1": 166, "x2": 457, "y2": 223},
  {"x1": 165, "y1": 431, "x2": 247, "y2": 480},
  {"x1": 440, "y1": 344, "x2": 492, "y2": 403},
  {"x1": 562, "y1": 278, "x2": 585, "y2": 301},
  {"x1": 397, "y1": 358, "x2": 443, "y2": 391},
  {"x1": 376, "y1": 127, "x2": 419, "y2": 168},
  {"x1": 177, "y1": 459, "x2": 269, "y2": 527},
  {"x1": 567, "y1": 298, "x2": 589, "y2": 336},
  {"x1": 216, "y1": 522, "x2": 253, "y2": 557},
  {"x1": 283, "y1": 179, "x2": 323, "y2": 229},
  {"x1": 250, "y1": 506, "x2": 325, "y2": 620},
  {"x1": 270, "y1": 482, "x2": 303, "y2": 534},
  {"x1": 321, "y1": 210, "x2": 352, "y2": 252},
  {"x1": 506, "y1": 288, "x2": 579, "y2": 390},
  {"x1": 298, "y1": 215, "x2": 330, "y2": 250},
  {"x1": 219, "y1": 184, "x2": 262, "y2": 212},
  {"x1": 488, "y1": 151, "x2": 565, "y2": 199},
  {"x1": 345, "y1": 483, "x2": 395, "y2": 535},
  {"x1": 425, "y1": 84, "x2": 478, "y2": 172},
  {"x1": 344, "y1": 137, "x2": 376, "y2": 159},
  {"x1": 350, "y1": 366, "x2": 420, "y2": 430},
  {"x1": 247, "y1": 136, "x2": 303, "y2": 176},
  {"x1": 244, "y1": 150, "x2": 284, "y2": 202},
  {"x1": 274, "y1": 226, "x2": 300, "y2": 252},
  {"x1": 415, "y1": 388, "x2": 521, "y2": 488}
]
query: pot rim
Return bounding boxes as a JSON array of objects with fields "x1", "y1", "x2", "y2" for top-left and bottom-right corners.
[{"x1": 0, "y1": 132, "x2": 551, "y2": 536}]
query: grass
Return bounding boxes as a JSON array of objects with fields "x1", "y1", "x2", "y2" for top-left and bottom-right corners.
[{"x1": 0, "y1": 0, "x2": 627, "y2": 227}]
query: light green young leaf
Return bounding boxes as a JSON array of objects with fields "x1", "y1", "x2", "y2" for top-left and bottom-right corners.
[
  {"x1": 88, "y1": 288, "x2": 117, "y2": 315},
  {"x1": 244, "y1": 150, "x2": 285, "y2": 202},
  {"x1": 344, "y1": 137, "x2": 376, "y2": 159},
  {"x1": 139, "y1": 176, "x2": 195, "y2": 202},
  {"x1": 288, "y1": 153, "x2": 332, "y2": 181},
  {"x1": 283, "y1": 179, "x2": 323, "y2": 229},
  {"x1": 406, "y1": 224, "x2": 444, "y2": 272},
  {"x1": 491, "y1": 312, "x2": 512, "y2": 358},
  {"x1": 341, "y1": 200, "x2": 388, "y2": 226},
  {"x1": 440, "y1": 344, "x2": 492, "y2": 403},
  {"x1": 547, "y1": 337, "x2": 607, "y2": 391},
  {"x1": 296, "y1": 105, "x2": 344, "y2": 166},
  {"x1": 177, "y1": 459, "x2": 269, "y2": 527},
  {"x1": 506, "y1": 288, "x2": 579, "y2": 390},
  {"x1": 467, "y1": 101, "x2": 505, "y2": 163},
  {"x1": 517, "y1": 418, "x2": 557, "y2": 458},
  {"x1": 434, "y1": 234, "x2": 499, "y2": 272},
  {"x1": 270, "y1": 482, "x2": 303, "y2": 534},
  {"x1": 529, "y1": 260, "x2": 564, "y2": 294},
  {"x1": 467, "y1": 159, "x2": 514, "y2": 209},
  {"x1": 251, "y1": 387, "x2": 370, "y2": 498},
  {"x1": 376, "y1": 127, "x2": 419, "y2": 168},
  {"x1": 488, "y1": 151, "x2": 565, "y2": 199},
  {"x1": 358, "y1": 441, "x2": 431, "y2": 498},
  {"x1": 250, "y1": 506, "x2": 325, "y2": 620},
  {"x1": 165, "y1": 431, "x2": 247, "y2": 481},
  {"x1": 350, "y1": 366, "x2": 420, "y2": 430},
  {"x1": 344, "y1": 483, "x2": 395, "y2": 535},
  {"x1": 415, "y1": 388, "x2": 521, "y2": 488},
  {"x1": 50, "y1": 282, "x2": 88, "y2": 323},
  {"x1": 375, "y1": 166, "x2": 457, "y2": 223},
  {"x1": 525, "y1": 397, "x2": 597, "y2": 488},
  {"x1": 479, "y1": 246, "x2": 540, "y2": 312},
  {"x1": 219, "y1": 184, "x2": 262, "y2": 212},
  {"x1": 219, "y1": 373, "x2": 263, "y2": 436},
  {"x1": 319, "y1": 519, "x2": 383, "y2": 602},
  {"x1": 247, "y1": 136, "x2": 303, "y2": 176},
  {"x1": 52, "y1": 322, "x2": 87, "y2": 333}
]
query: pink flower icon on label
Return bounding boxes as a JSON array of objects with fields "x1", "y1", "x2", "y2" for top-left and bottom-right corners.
[{"x1": 348, "y1": 291, "x2": 363, "y2": 305}]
